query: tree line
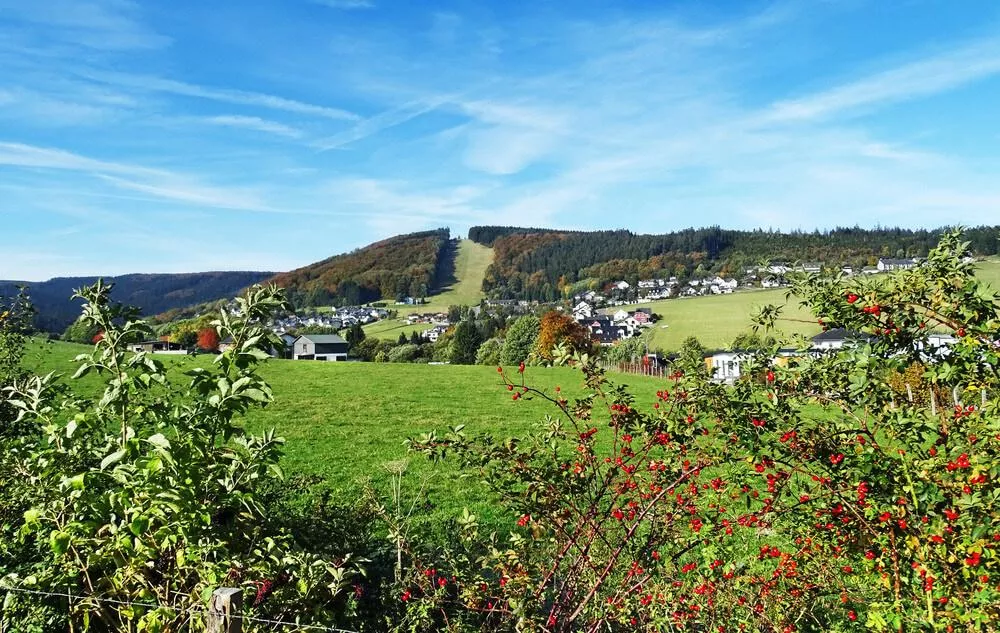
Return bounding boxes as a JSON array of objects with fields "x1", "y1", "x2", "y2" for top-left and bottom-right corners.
[
  {"x1": 470, "y1": 224, "x2": 1000, "y2": 301},
  {"x1": 272, "y1": 229, "x2": 453, "y2": 308}
]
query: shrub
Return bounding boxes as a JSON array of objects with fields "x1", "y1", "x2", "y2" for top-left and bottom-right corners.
[
  {"x1": 406, "y1": 230, "x2": 1000, "y2": 632},
  {"x1": 0, "y1": 282, "x2": 362, "y2": 632},
  {"x1": 499, "y1": 315, "x2": 539, "y2": 365},
  {"x1": 475, "y1": 338, "x2": 502, "y2": 366}
]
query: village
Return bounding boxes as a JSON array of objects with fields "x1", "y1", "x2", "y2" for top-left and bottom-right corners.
[{"x1": 128, "y1": 257, "x2": 934, "y2": 366}]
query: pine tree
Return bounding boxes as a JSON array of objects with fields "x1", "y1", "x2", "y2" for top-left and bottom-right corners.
[
  {"x1": 345, "y1": 323, "x2": 366, "y2": 347},
  {"x1": 450, "y1": 320, "x2": 482, "y2": 365}
]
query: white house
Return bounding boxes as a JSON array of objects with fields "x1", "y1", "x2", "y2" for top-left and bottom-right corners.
[
  {"x1": 614, "y1": 281, "x2": 630, "y2": 291},
  {"x1": 877, "y1": 258, "x2": 918, "y2": 272},
  {"x1": 612, "y1": 309, "x2": 630, "y2": 322},
  {"x1": 573, "y1": 301, "x2": 594, "y2": 320},
  {"x1": 706, "y1": 351, "x2": 746, "y2": 382},
  {"x1": 292, "y1": 334, "x2": 348, "y2": 361},
  {"x1": 810, "y1": 329, "x2": 870, "y2": 352},
  {"x1": 422, "y1": 325, "x2": 448, "y2": 342}
]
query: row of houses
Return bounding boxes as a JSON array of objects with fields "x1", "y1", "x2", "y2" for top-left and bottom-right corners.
[
  {"x1": 571, "y1": 301, "x2": 655, "y2": 345},
  {"x1": 130, "y1": 332, "x2": 351, "y2": 361},
  {"x1": 270, "y1": 306, "x2": 389, "y2": 334},
  {"x1": 704, "y1": 328, "x2": 957, "y2": 382},
  {"x1": 607, "y1": 258, "x2": 928, "y2": 305}
]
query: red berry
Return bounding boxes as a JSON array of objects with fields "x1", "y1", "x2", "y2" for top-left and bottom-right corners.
[{"x1": 846, "y1": 293, "x2": 858, "y2": 304}]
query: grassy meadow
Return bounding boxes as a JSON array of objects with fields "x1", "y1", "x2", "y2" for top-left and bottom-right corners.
[
  {"x1": 977, "y1": 257, "x2": 1000, "y2": 291},
  {"x1": 22, "y1": 339, "x2": 667, "y2": 529},
  {"x1": 608, "y1": 289, "x2": 820, "y2": 351}
]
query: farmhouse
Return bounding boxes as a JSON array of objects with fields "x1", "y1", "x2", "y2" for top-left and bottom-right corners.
[
  {"x1": 292, "y1": 334, "x2": 348, "y2": 361},
  {"x1": 810, "y1": 328, "x2": 870, "y2": 351},
  {"x1": 877, "y1": 258, "x2": 918, "y2": 272},
  {"x1": 705, "y1": 350, "x2": 745, "y2": 381},
  {"x1": 422, "y1": 325, "x2": 448, "y2": 342},
  {"x1": 129, "y1": 340, "x2": 187, "y2": 355}
]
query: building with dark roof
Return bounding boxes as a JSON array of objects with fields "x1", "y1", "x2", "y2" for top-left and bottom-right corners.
[{"x1": 292, "y1": 334, "x2": 349, "y2": 361}]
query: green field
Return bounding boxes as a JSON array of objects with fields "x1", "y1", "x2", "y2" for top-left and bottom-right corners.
[
  {"x1": 976, "y1": 257, "x2": 1000, "y2": 291},
  {"x1": 362, "y1": 319, "x2": 430, "y2": 341},
  {"x1": 606, "y1": 259, "x2": 1000, "y2": 351},
  {"x1": 22, "y1": 339, "x2": 666, "y2": 528},
  {"x1": 609, "y1": 289, "x2": 820, "y2": 351}
]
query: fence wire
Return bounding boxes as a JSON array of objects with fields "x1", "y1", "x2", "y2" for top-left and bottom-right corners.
[{"x1": 0, "y1": 584, "x2": 361, "y2": 633}]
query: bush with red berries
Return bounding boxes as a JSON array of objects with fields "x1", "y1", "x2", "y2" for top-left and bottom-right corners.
[{"x1": 407, "y1": 231, "x2": 1000, "y2": 632}]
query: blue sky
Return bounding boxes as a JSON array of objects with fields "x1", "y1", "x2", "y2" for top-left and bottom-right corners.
[{"x1": 2, "y1": 0, "x2": 999, "y2": 280}]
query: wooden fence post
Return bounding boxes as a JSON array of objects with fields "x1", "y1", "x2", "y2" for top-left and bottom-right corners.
[
  {"x1": 930, "y1": 389, "x2": 937, "y2": 416},
  {"x1": 207, "y1": 588, "x2": 243, "y2": 633},
  {"x1": 905, "y1": 383, "x2": 913, "y2": 403}
]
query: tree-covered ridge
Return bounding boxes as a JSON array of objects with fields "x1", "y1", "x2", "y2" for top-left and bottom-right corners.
[
  {"x1": 270, "y1": 228, "x2": 452, "y2": 307},
  {"x1": 467, "y1": 225, "x2": 567, "y2": 247},
  {"x1": 0, "y1": 271, "x2": 273, "y2": 333},
  {"x1": 478, "y1": 225, "x2": 1000, "y2": 301}
]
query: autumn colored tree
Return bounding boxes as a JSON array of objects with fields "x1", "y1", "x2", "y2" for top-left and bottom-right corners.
[
  {"x1": 533, "y1": 310, "x2": 593, "y2": 361},
  {"x1": 196, "y1": 326, "x2": 220, "y2": 352}
]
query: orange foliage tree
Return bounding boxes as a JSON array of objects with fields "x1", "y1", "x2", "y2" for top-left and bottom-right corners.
[
  {"x1": 533, "y1": 310, "x2": 593, "y2": 361},
  {"x1": 196, "y1": 327, "x2": 220, "y2": 352}
]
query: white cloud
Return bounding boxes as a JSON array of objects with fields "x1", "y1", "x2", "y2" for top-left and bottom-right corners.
[
  {"x1": 765, "y1": 37, "x2": 1000, "y2": 122},
  {"x1": 84, "y1": 71, "x2": 360, "y2": 122},
  {"x1": 463, "y1": 127, "x2": 553, "y2": 175},
  {"x1": 310, "y1": 0, "x2": 375, "y2": 9},
  {"x1": 201, "y1": 115, "x2": 303, "y2": 139},
  {"x1": 0, "y1": 0, "x2": 170, "y2": 50},
  {"x1": 313, "y1": 96, "x2": 451, "y2": 150}
]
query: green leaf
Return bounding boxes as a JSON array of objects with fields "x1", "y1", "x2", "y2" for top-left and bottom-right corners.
[
  {"x1": 129, "y1": 515, "x2": 150, "y2": 537},
  {"x1": 101, "y1": 450, "x2": 126, "y2": 471},
  {"x1": 71, "y1": 364, "x2": 91, "y2": 380},
  {"x1": 67, "y1": 473, "x2": 86, "y2": 490},
  {"x1": 49, "y1": 530, "x2": 70, "y2": 557},
  {"x1": 147, "y1": 433, "x2": 171, "y2": 449}
]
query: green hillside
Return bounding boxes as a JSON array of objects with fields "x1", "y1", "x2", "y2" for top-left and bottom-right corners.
[
  {"x1": 976, "y1": 257, "x2": 1000, "y2": 291},
  {"x1": 389, "y1": 239, "x2": 492, "y2": 316},
  {"x1": 21, "y1": 339, "x2": 662, "y2": 527},
  {"x1": 271, "y1": 229, "x2": 451, "y2": 307},
  {"x1": 363, "y1": 240, "x2": 493, "y2": 339},
  {"x1": 609, "y1": 289, "x2": 819, "y2": 351}
]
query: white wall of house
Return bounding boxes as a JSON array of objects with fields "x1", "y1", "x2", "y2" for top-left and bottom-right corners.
[{"x1": 709, "y1": 353, "x2": 744, "y2": 381}]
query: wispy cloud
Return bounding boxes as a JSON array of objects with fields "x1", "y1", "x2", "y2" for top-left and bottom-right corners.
[
  {"x1": 0, "y1": 0, "x2": 170, "y2": 50},
  {"x1": 313, "y1": 96, "x2": 453, "y2": 150},
  {"x1": 765, "y1": 36, "x2": 1000, "y2": 122},
  {"x1": 4, "y1": 0, "x2": 1000, "y2": 278},
  {"x1": 310, "y1": 0, "x2": 375, "y2": 9},
  {"x1": 201, "y1": 115, "x2": 304, "y2": 139},
  {"x1": 84, "y1": 71, "x2": 360, "y2": 122},
  {"x1": 0, "y1": 141, "x2": 272, "y2": 212}
]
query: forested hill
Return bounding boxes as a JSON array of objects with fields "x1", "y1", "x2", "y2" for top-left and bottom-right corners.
[
  {"x1": 0, "y1": 271, "x2": 273, "y2": 333},
  {"x1": 470, "y1": 225, "x2": 1000, "y2": 301},
  {"x1": 269, "y1": 229, "x2": 452, "y2": 307}
]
